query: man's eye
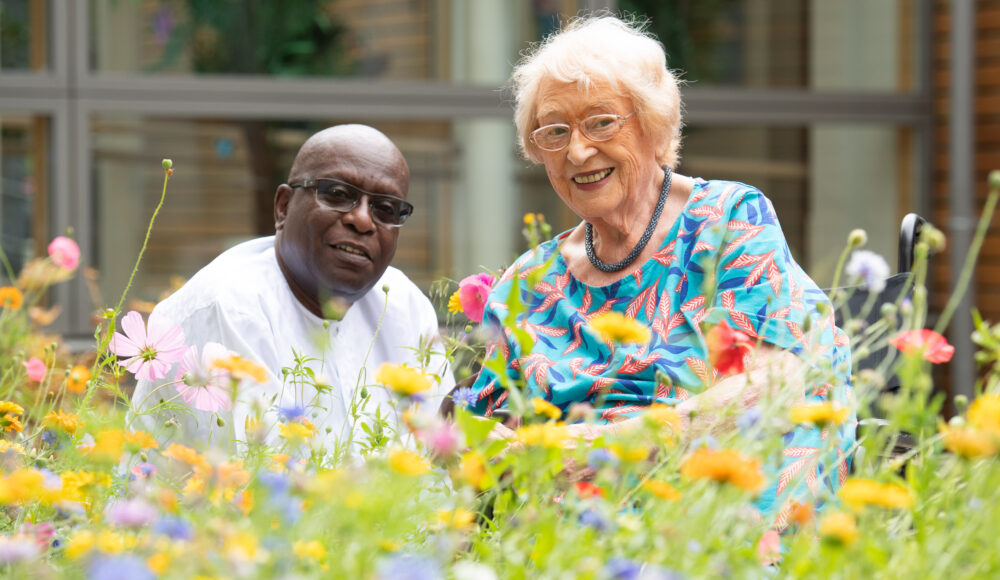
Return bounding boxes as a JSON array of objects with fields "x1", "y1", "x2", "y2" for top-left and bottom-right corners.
[
  {"x1": 321, "y1": 186, "x2": 355, "y2": 202},
  {"x1": 372, "y1": 201, "x2": 398, "y2": 217}
]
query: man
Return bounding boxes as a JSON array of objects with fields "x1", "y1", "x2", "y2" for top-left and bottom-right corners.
[{"x1": 131, "y1": 125, "x2": 454, "y2": 453}]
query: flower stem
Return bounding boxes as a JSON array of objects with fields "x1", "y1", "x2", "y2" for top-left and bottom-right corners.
[{"x1": 933, "y1": 185, "x2": 1000, "y2": 334}]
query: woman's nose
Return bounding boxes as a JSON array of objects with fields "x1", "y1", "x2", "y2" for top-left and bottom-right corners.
[{"x1": 565, "y1": 128, "x2": 597, "y2": 165}]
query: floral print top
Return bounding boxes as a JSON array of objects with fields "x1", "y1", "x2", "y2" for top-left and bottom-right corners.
[{"x1": 470, "y1": 178, "x2": 856, "y2": 524}]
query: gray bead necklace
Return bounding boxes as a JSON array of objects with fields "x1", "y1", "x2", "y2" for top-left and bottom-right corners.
[{"x1": 585, "y1": 166, "x2": 672, "y2": 273}]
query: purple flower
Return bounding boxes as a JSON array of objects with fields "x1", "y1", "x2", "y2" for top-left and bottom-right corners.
[
  {"x1": 450, "y1": 387, "x2": 478, "y2": 409},
  {"x1": 258, "y1": 471, "x2": 290, "y2": 495},
  {"x1": 587, "y1": 448, "x2": 618, "y2": 470},
  {"x1": 0, "y1": 536, "x2": 40, "y2": 563},
  {"x1": 736, "y1": 408, "x2": 762, "y2": 432},
  {"x1": 152, "y1": 516, "x2": 192, "y2": 541},
  {"x1": 578, "y1": 508, "x2": 613, "y2": 532},
  {"x1": 845, "y1": 250, "x2": 890, "y2": 293},
  {"x1": 605, "y1": 558, "x2": 642, "y2": 579},
  {"x1": 376, "y1": 553, "x2": 442, "y2": 580},
  {"x1": 105, "y1": 498, "x2": 158, "y2": 528},
  {"x1": 41, "y1": 430, "x2": 58, "y2": 446},
  {"x1": 89, "y1": 555, "x2": 155, "y2": 580}
]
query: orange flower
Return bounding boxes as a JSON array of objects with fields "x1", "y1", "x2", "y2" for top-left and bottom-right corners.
[
  {"x1": 888, "y1": 329, "x2": 954, "y2": 363},
  {"x1": 680, "y1": 448, "x2": 763, "y2": 492},
  {"x1": 124, "y1": 430, "x2": 159, "y2": 451},
  {"x1": 0, "y1": 287, "x2": 23, "y2": 310},
  {"x1": 162, "y1": 443, "x2": 211, "y2": 473},
  {"x1": 574, "y1": 481, "x2": 605, "y2": 499},
  {"x1": 788, "y1": 501, "x2": 814, "y2": 527},
  {"x1": 43, "y1": 410, "x2": 83, "y2": 434},
  {"x1": 65, "y1": 365, "x2": 91, "y2": 394},
  {"x1": 212, "y1": 355, "x2": 268, "y2": 383},
  {"x1": 705, "y1": 320, "x2": 752, "y2": 376}
]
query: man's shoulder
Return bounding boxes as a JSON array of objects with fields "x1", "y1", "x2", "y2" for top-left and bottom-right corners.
[{"x1": 153, "y1": 237, "x2": 282, "y2": 320}]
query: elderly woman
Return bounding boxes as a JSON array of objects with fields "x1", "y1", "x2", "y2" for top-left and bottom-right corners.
[{"x1": 467, "y1": 15, "x2": 855, "y2": 523}]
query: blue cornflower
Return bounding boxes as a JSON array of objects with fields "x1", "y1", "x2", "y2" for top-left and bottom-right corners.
[
  {"x1": 375, "y1": 553, "x2": 442, "y2": 580},
  {"x1": 689, "y1": 435, "x2": 719, "y2": 450},
  {"x1": 578, "y1": 508, "x2": 613, "y2": 532},
  {"x1": 89, "y1": 555, "x2": 155, "y2": 580},
  {"x1": 845, "y1": 250, "x2": 890, "y2": 293},
  {"x1": 736, "y1": 408, "x2": 762, "y2": 432},
  {"x1": 451, "y1": 387, "x2": 478, "y2": 409},
  {"x1": 278, "y1": 405, "x2": 307, "y2": 421},
  {"x1": 41, "y1": 430, "x2": 58, "y2": 447},
  {"x1": 604, "y1": 557, "x2": 642, "y2": 579},
  {"x1": 152, "y1": 516, "x2": 193, "y2": 541}
]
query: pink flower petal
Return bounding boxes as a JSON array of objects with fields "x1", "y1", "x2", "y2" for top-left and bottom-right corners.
[
  {"x1": 109, "y1": 332, "x2": 142, "y2": 357},
  {"x1": 120, "y1": 311, "x2": 148, "y2": 346}
]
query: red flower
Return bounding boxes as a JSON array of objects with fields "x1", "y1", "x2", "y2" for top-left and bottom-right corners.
[
  {"x1": 574, "y1": 481, "x2": 605, "y2": 499},
  {"x1": 705, "y1": 320, "x2": 752, "y2": 376},
  {"x1": 889, "y1": 329, "x2": 954, "y2": 363}
]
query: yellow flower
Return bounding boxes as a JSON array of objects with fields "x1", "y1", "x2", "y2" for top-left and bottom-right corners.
[
  {"x1": 941, "y1": 424, "x2": 998, "y2": 458},
  {"x1": 967, "y1": 394, "x2": 1000, "y2": 437},
  {"x1": 515, "y1": 423, "x2": 570, "y2": 448},
  {"x1": 0, "y1": 402, "x2": 24, "y2": 416},
  {"x1": 293, "y1": 539, "x2": 327, "y2": 562},
  {"x1": 212, "y1": 355, "x2": 268, "y2": 383},
  {"x1": 43, "y1": 410, "x2": 83, "y2": 434},
  {"x1": 183, "y1": 475, "x2": 206, "y2": 498},
  {"x1": 789, "y1": 402, "x2": 850, "y2": 428},
  {"x1": 645, "y1": 404, "x2": 683, "y2": 434},
  {"x1": 279, "y1": 419, "x2": 317, "y2": 443},
  {"x1": 87, "y1": 429, "x2": 126, "y2": 462},
  {"x1": 819, "y1": 511, "x2": 858, "y2": 545},
  {"x1": 435, "y1": 507, "x2": 476, "y2": 531},
  {"x1": 0, "y1": 440, "x2": 25, "y2": 456},
  {"x1": 0, "y1": 413, "x2": 23, "y2": 433},
  {"x1": 447, "y1": 290, "x2": 463, "y2": 315},
  {"x1": 531, "y1": 397, "x2": 562, "y2": 420},
  {"x1": 609, "y1": 443, "x2": 651, "y2": 463},
  {"x1": 376, "y1": 363, "x2": 434, "y2": 396},
  {"x1": 455, "y1": 451, "x2": 489, "y2": 490},
  {"x1": 0, "y1": 287, "x2": 23, "y2": 310},
  {"x1": 96, "y1": 530, "x2": 127, "y2": 554},
  {"x1": 162, "y1": 443, "x2": 212, "y2": 473},
  {"x1": 65, "y1": 365, "x2": 91, "y2": 394},
  {"x1": 523, "y1": 213, "x2": 536, "y2": 225},
  {"x1": 0, "y1": 469, "x2": 46, "y2": 504},
  {"x1": 680, "y1": 448, "x2": 764, "y2": 492},
  {"x1": 234, "y1": 489, "x2": 254, "y2": 516},
  {"x1": 148, "y1": 553, "x2": 170, "y2": 575},
  {"x1": 642, "y1": 479, "x2": 681, "y2": 502},
  {"x1": 589, "y1": 312, "x2": 651, "y2": 345},
  {"x1": 224, "y1": 531, "x2": 262, "y2": 563},
  {"x1": 65, "y1": 530, "x2": 95, "y2": 560},
  {"x1": 838, "y1": 478, "x2": 913, "y2": 510},
  {"x1": 124, "y1": 430, "x2": 159, "y2": 451},
  {"x1": 387, "y1": 448, "x2": 430, "y2": 476}
]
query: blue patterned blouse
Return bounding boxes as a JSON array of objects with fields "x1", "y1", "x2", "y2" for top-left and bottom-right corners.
[{"x1": 470, "y1": 178, "x2": 856, "y2": 524}]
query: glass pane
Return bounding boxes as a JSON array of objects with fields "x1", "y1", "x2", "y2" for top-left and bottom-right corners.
[
  {"x1": 88, "y1": 0, "x2": 577, "y2": 81},
  {"x1": 0, "y1": 0, "x2": 50, "y2": 71},
  {"x1": 91, "y1": 117, "x2": 458, "y2": 304},
  {"x1": 619, "y1": 0, "x2": 921, "y2": 92},
  {"x1": 0, "y1": 113, "x2": 50, "y2": 279}
]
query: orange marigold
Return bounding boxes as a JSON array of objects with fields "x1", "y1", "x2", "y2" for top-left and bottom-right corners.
[
  {"x1": 162, "y1": 443, "x2": 211, "y2": 473},
  {"x1": 680, "y1": 448, "x2": 764, "y2": 492},
  {"x1": 642, "y1": 479, "x2": 681, "y2": 502},
  {"x1": 65, "y1": 365, "x2": 91, "y2": 394},
  {"x1": 43, "y1": 410, "x2": 83, "y2": 434},
  {"x1": 212, "y1": 355, "x2": 268, "y2": 383}
]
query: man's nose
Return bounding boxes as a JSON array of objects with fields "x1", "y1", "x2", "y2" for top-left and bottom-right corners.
[{"x1": 340, "y1": 196, "x2": 377, "y2": 233}]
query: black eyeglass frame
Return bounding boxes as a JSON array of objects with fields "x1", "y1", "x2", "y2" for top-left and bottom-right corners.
[
  {"x1": 529, "y1": 111, "x2": 636, "y2": 152},
  {"x1": 287, "y1": 178, "x2": 414, "y2": 228}
]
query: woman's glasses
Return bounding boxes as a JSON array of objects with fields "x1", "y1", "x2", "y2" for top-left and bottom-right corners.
[
  {"x1": 288, "y1": 178, "x2": 414, "y2": 228},
  {"x1": 529, "y1": 111, "x2": 635, "y2": 152}
]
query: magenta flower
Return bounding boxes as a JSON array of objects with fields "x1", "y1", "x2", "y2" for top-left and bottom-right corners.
[
  {"x1": 175, "y1": 342, "x2": 234, "y2": 412},
  {"x1": 458, "y1": 273, "x2": 496, "y2": 323},
  {"x1": 47, "y1": 236, "x2": 80, "y2": 270},
  {"x1": 418, "y1": 420, "x2": 463, "y2": 458},
  {"x1": 109, "y1": 311, "x2": 187, "y2": 381},
  {"x1": 22, "y1": 357, "x2": 46, "y2": 382}
]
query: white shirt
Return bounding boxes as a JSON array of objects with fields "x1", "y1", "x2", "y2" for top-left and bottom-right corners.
[{"x1": 130, "y1": 237, "x2": 454, "y2": 455}]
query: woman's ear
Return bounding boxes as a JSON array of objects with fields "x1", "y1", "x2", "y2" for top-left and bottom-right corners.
[{"x1": 274, "y1": 184, "x2": 292, "y2": 231}]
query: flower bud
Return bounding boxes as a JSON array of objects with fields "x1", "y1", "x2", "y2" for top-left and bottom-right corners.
[
  {"x1": 162, "y1": 159, "x2": 173, "y2": 170},
  {"x1": 217, "y1": 416, "x2": 226, "y2": 427},
  {"x1": 921, "y1": 224, "x2": 946, "y2": 253},
  {"x1": 360, "y1": 387, "x2": 369, "y2": 399},
  {"x1": 989, "y1": 170, "x2": 1000, "y2": 190},
  {"x1": 954, "y1": 394, "x2": 969, "y2": 411},
  {"x1": 140, "y1": 452, "x2": 148, "y2": 462},
  {"x1": 847, "y1": 229, "x2": 868, "y2": 248},
  {"x1": 382, "y1": 284, "x2": 391, "y2": 294}
]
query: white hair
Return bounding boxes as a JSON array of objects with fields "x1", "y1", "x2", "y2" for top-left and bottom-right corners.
[{"x1": 511, "y1": 14, "x2": 683, "y2": 168}]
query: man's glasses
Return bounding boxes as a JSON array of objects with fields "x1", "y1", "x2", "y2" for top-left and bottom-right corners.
[
  {"x1": 288, "y1": 178, "x2": 414, "y2": 228},
  {"x1": 529, "y1": 111, "x2": 635, "y2": 152}
]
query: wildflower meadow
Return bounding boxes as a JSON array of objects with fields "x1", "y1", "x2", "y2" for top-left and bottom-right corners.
[{"x1": 0, "y1": 164, "x2": 999, "y2": 579}]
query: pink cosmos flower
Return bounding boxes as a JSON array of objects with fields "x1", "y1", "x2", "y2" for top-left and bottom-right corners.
[
  {"x1": 105, "y1": 498, "x2": 158, "y2": 528},
  {"x1": 417, "y1": 420, "x2": 463, "y2": 458},
  {"x1": 22, "y1": 357, "x2": 46, "y2": 382},
  {"x1": 47, "y1": 236, "x2": 80, "y2": 270},
  {"x1": 175, "y1": 342, "x2": 234, "y2": 413},
  {"x1": 458, "y1": 273, "x2": 496, "y2": 323},
  {"x1": 109, "y1": 311, "x2": 187, "y2": 381},
  {"x1": 889, "y1": 329, "x2": 955, "y2": 364}
]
